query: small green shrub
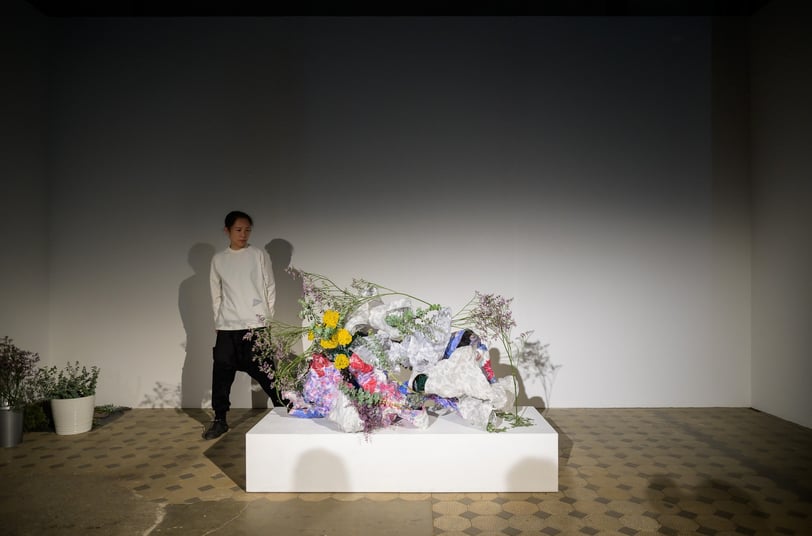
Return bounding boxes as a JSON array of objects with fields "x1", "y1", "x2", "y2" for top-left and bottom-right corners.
[
  {"x1": 37, "y1": 361, "x2": 100, "y2": 399},
  {"x1": 0, "y1": 336, "x2": 42, "y2": 409},
  {"x1": 23, "y1": 401, "x2": 51, "y2": 432}
]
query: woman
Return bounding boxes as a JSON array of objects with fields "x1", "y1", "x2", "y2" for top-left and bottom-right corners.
[{"x1": 204, "y1": 210, "x2": 282, "y2": 440}]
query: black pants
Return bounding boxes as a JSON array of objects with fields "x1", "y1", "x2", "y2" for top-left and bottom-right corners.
[{"x1": 211, "y1": 329, "x2": 283, "y2": 420}]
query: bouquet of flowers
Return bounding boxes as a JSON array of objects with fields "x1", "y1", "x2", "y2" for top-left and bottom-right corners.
[{"x1": 250, "y1": 269, "x2": 541, "y2": 434}]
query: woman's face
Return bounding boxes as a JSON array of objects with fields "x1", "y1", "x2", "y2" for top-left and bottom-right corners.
[{"x1": 226, "y1": 218, "x2": 252, "y2": 250}]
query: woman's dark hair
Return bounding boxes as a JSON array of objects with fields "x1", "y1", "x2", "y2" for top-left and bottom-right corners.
[{"x1": 224, "y1": 210, "x2": 253, "y2": 229}]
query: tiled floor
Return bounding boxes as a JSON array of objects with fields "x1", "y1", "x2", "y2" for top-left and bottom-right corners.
[{"x1": 1, "y1": 407, "x2": 811, "y2": 535}]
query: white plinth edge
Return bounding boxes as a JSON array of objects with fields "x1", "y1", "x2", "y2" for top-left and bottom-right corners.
[{"x1": 246, "y1": 406, "x2": 558, "y2": 492}]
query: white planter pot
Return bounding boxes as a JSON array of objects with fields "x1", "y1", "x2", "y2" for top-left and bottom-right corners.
[{"x1": 51, "y1": 395, "x2": 95, "y2": 435}]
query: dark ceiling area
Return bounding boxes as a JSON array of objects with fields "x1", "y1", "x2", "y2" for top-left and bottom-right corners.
[{"x1": 24, "y1": 0, "x2": 773, "y2": 17}]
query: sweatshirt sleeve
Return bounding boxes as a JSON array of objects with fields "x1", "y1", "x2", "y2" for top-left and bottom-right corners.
[
  {"x1": 210, "y1": 255, "x2": 222, "y2": 324},
  {"x1": 260, "y1": 248, "x2": 276, "y2": 320}
]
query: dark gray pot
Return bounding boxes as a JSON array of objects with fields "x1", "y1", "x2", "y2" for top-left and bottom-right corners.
[{"x1": 0, "y1": 407, "x2": 24, "y2": 448}]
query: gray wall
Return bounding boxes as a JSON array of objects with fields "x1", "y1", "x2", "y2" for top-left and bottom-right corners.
[
  {"x1": 711, "y1": 14, "x2": 752, "y2": 422},
  {"x1": 44, "y1": 16, "x2": 750, "y2": 411},
  {"x1": 4, "y1": 5, "x2": 807, "y2": 428},
  {"x1": 0, "y1": 2, "x2": 50, "y2": 358},
  {"x1": 750, "y1": 2, "x2": 812, "y2": 428}
]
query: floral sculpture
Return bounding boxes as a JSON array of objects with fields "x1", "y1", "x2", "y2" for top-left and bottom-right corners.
[{"x1": 251, "y1": 269, "x2": 538, "y2": 434}]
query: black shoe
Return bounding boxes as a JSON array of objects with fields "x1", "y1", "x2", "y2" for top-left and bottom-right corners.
[{"x1": 202, "y1": 419, "x2": 229, "y2": 440}]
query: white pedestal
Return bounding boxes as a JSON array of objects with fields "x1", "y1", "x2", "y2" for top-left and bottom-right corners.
[{"x1": 246, "y1": 406, "x2": 558, "y2": 492}]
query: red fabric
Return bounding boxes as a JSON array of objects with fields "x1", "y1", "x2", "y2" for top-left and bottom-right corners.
[
  {"x1": 482, "y1": 360, "x2": 495, "y2": 381},
  {"x1": 310, "y1": 354, "x2": 331, "y2": 377},
  {"x1": 349, "y1": 353, "x2": 373, "y2": 373}
]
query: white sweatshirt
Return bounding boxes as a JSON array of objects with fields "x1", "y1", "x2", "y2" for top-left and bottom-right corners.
[{"x1": 210, "y1": 245, "x2": 276, "y2": 330}]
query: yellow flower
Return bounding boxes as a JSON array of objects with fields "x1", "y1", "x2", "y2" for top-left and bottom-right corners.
[
  {"x1": 334, "y1": 353, "x2": 349, "y2": 370},
  {"x1": 322, "y1": 309, "x2": 340, "y2": 328},
  {"x1": 319, "y1": 337, "x2": 338, "y2": 349},
  {"x1": 307, "y1": 330, "x2": 314, "y2": 341},
  {"x1": 336, "y1": 328, "x2": 352, "y2": 346}
]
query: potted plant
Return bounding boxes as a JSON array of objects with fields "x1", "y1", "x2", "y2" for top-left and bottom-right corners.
[
  {"x1": 0, "y1": 336, "x2": 42, "y2": 447},
  {"x1": 37, "y1": 361, "x2": 100, "y2": 435}
]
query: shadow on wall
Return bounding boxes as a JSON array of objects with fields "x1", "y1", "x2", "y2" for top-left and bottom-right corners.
[
  {"x1": 265, "y1": 238, "x2": 303, "y2": 331},
  {"x1": 489, "y1": 337, "x2": 561, "y2": 412},
  {"x1": 140, "y1": 381, "x2": 181, "y2": 408},
  {"x1": 517, "y1": 337, "x2": 561, "y2": 412},
  {"x1": 179, "y1": 242, "x2": 216, "y2": 409},
  {"x1": 488, "y1": 346, "x2": 543, "y2": 409},
  {"x1": 257, "y1": 238, "x2": 304, "y2": 406}
]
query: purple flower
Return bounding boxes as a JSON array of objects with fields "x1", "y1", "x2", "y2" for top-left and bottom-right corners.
[{"x1": 470, "y1": 292, "x2": 516, "y2": 342}]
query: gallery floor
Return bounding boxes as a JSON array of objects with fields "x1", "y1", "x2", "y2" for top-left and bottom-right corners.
[{"x1": 1, "y1": 407, "x2": 810, "y2": 535}]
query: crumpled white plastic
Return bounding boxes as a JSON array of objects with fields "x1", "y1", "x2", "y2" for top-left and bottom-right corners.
[
  {"x1": 420, "y1": 346, "x2": 520, "y2": 430},
  {"x1": 366, "y1": 298, "x2": 413, "y2": 340},
  {"x1": 422, "y1": 306, "x2": 453, "y2": 345},
  {"x1": 351, "y1": 331, "x2": 392, "y2": 369},
  {"x1": 456, "y1": 396, "x2": 493, "y2": 429},
  {"x1": 406, "y1": 408, "x2": 430, "y2": 429},
  {"x1": 400, "y1": 332, "x2": 446, "y2": 373},
  {"x1": 423, "y1": 345, "x2": 494, "y2": 400},
  {"x1": 491, "y1": 376, "x2": 516, "y2": 412},
  {"x1": 385, "y1": 341, "x2": 410, "y2": 370},
  {"x1": 343, "y1": 295, "x2": 385, "y2": 335},
  {"x1": 327, "y1": 390, "x2": 364, "y2": 433},
  {"x1": 452, "y1": 380, "x2": 517, "y2": 430}
]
